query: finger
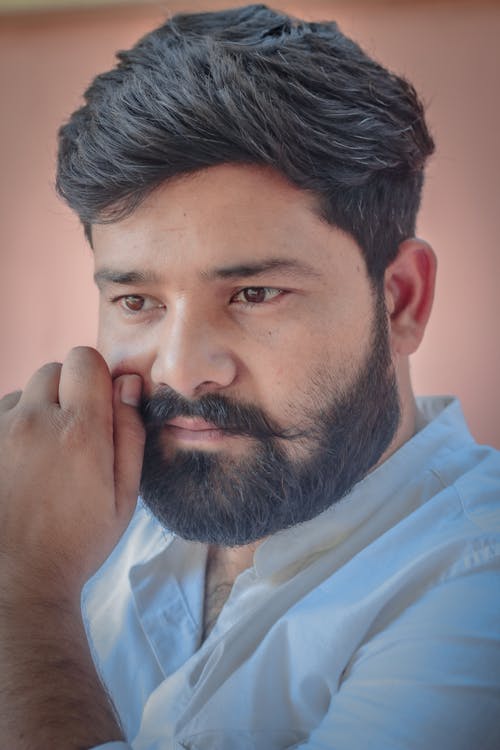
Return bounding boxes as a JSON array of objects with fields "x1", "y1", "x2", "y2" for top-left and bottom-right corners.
[
  {"x1": 112, "y1": 374, "x2": 145, "y2": 520},
  {"x1": 0, "y1": 390, "x2": 22, "y2": 413},
  {"x1": 19, "y1": 362, "x2": 62, "y2": 408},
  {"x1": 58, "y1": 347, "x2": 112, "y2": 416}
]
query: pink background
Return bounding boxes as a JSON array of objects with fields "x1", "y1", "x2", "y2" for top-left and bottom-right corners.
[{"x1": 1, "y1": 0, "x2": 499, "y2": 447}]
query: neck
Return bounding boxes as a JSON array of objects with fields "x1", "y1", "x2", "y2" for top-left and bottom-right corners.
[
  {"x1": 202, "y1": 542, "x2": 258, "y2": 641},
  {"x1": 380, "y1": 356, "x2": 418, "y2": 465}
]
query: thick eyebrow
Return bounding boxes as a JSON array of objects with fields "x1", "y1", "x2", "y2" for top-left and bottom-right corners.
[
  {"x1": 94, "y1": 258, "x2": 321, "y2": 290},
  {"x1": 202, "y1": 258, "x2": 322, "y2": 281},
  {"x1": 93, "y1": 269, "x2": 160, "y2": 289}
]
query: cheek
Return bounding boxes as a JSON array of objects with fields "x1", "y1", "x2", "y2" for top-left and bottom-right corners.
[
  {"x1": 256, "y1": 323, "x2": 370, "y2": 425},
  {"x1": 253, "y1": 341, "x2": 326, "y2": 416},
  {"x1": 97, "y1": 302, "x2": 160, "y2": 379},
  {"x1": 96, "y1": 306, "x2": 116, "y2": 364}
]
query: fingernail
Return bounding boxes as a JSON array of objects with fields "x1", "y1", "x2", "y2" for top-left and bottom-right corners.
[{"x1": 119, "y1": 374, "x2": 142, "y2": 407}]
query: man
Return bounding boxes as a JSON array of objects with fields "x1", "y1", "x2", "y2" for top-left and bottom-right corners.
[{"x1": 0, "y1": 4, "x2": 499, "y2": 749}]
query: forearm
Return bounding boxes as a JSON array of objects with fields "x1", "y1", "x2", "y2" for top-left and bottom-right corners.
[{"x1": 0, "y1": 593, "x2": 123, "y2": 750}]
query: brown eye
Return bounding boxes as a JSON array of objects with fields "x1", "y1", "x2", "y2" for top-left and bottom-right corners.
[
  {"x1": 231, "y1": 287, "x2": 283, "y2": 306},
  {"x1": 231, "y1": 286, "x2": 286, "y2": 307},
  {"x1": 122, "y1": 295, "x2": 145, "y2": 312},
  {"x1": 243, "y1": 288, "x2": 267, "y2": 303}
]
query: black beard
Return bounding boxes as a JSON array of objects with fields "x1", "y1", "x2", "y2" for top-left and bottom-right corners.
[{"x1": 139, "y1": 292, "x2": 400, "y2": 546}]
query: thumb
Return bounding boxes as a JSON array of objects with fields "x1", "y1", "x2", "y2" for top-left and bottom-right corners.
[{"x1": 112, "y1": 374, "x2": 146, "y2": 520}]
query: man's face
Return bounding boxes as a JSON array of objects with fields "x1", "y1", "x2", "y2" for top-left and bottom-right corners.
[{"x1": 94, "y1": 165, "x2": 400, "y2": 545}]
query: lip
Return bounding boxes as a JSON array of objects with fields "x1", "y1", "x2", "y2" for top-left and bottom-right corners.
[
  {"x1": 166, "y1": 417, "x2": 220, "y2": 431},
  {"x1": 164, "y1": 417, "x2": 226, "y2": 444}
]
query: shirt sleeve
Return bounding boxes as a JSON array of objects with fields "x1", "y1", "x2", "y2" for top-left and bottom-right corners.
[
  {"x1": 91, "y1": 744, "x2": 132, "y2": 749},
  {"x1": 298, "y1": 567, "x2": 500, "y2": 750}
]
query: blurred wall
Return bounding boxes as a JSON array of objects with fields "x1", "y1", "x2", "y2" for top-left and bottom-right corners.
[{"x1": 1, "y1": 0, "x2": 499, "y2": 447}]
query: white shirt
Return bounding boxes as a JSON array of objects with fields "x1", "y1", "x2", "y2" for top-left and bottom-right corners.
[{"x1": 83, "y1": 397, "x2": 500, "y2": 749}]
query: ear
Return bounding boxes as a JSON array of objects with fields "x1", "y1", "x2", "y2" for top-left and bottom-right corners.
[{"x1": 384, "y1": 238, "x2": 437, "y2": 356}]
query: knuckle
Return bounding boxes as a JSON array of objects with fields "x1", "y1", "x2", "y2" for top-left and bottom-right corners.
[
  {"x1": 0, "y1": 389, "x2": 22, "y2": 405},
  {"x1": 52, "y1": 407, "x2": 85, "y2": 442},
  {"x1": 1, "y1": 388, "x2": 21, "y2": 400},
  {"x1": 26, "y1": 361, "x2": 63, "y2": 389},
  {"x1": 56, "y1": 406, "x2": 111, "y2": 453},
  {"x1": 68, "y1": 346, "x2": 106, "y2": 369},
  {"x1": 5, "y1": 404, "x2": 41, "y2": 439},
  {"x1": 37, "y1": 361, "x2": 62, "y2": 375},
  {"x1": 64, "y1": 347, "x2": 110, "y2": 385}
]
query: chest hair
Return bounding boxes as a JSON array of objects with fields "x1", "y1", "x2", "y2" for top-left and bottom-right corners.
[{"x1": 201, "y1": 544, "x2": 257, "y2": 642}]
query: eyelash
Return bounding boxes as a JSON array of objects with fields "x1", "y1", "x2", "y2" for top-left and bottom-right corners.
[{"x1": 110, "y1": 287, "x2": 286, "y2": 316}]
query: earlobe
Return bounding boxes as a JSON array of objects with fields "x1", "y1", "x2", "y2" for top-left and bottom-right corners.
[{"x1": 384, "y1": 238, "x2": 437, "y2": 356}]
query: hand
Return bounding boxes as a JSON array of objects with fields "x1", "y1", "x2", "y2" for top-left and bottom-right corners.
[{"x1": 0, "y1": 346, "x2": 145, "y2": 605}]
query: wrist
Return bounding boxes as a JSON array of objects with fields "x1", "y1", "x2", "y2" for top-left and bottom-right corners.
[
  {"x1": 0, "y1": 554, "x2": 85, "y2": 614},
  {"x1": 0, "y1": 578, "x2": 124, "y2": 748}
]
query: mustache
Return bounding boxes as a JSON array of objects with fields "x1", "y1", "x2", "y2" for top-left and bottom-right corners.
[{"x1": 140, "y1": 389, "x2": 304, "y2": 441}]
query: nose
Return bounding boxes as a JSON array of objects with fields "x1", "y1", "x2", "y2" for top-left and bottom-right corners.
[{"x1": 150, "y1": 305, "x2": 238, "y2": 399}]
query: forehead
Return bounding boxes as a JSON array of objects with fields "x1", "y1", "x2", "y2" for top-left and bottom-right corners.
[{"x1": 91, "y1": 164, "x2": 365, "y2": 281}]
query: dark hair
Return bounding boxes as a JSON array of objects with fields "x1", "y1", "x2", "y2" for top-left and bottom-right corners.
[{"x1": 56, "y1": 3, "x2": 434, "y2": 282}]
